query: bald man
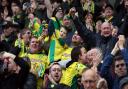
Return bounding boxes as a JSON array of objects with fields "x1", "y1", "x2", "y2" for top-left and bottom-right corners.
[
  {"x1": 81, "y1": 69, "x2": 97, "y2": 89},
  {"x1": 100, "y1": 22, "x2": 112, "y2": 37},
  {"x1": 73, "y1": 18, "x2": 118, "y2": 58},
  {"x1": 81, "y1": 69, "x2": 108, "y2": 89}
]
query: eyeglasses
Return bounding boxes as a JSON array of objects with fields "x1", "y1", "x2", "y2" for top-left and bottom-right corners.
[
  {"x1": 83, "y1": 80, "x2": 96, "y2": 83},
  {"x1": 115, "y1": 63, "x2": 125, "y2": 68}
]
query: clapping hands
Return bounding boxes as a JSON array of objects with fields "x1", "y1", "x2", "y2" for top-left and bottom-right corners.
[{"x1": 111, "y1": 35, "x2": 126, "y2": 55}]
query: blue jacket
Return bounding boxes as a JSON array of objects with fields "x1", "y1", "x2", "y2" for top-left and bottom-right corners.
[{"x1": 100, "y1": 48, "x2": 128, "y2": 89}]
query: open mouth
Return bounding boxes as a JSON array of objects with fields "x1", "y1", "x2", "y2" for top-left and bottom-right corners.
[
  {"x1": 60, "y1": 34, "x2": 63, "y2": 37},
  {"x1": 104, "y1": 31, "x2": 110, "y2": 35},
  {"x1": 73, "y1": 36, "x2": 77, "y2": 39},
  {"x1": 64, "y1": 21, "x2": 70, "y2": 25},
  {"x1": 32, "y1": 44, "x2": 37, "y2": 47},
  {"x1": 54, "y1": 75, "x2": 59, "y2": 78}
]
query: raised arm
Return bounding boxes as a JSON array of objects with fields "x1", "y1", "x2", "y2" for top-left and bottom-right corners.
[
  {"x1": 48, "y1": 20, "x2": 55, "y2": 37},
  {"x1": 118, "y1": 35, "x2": 128, "y2": 64},
  {"x1": 100, "y1": 42, "x2": 119, "y2": 78},
  {"x1": 73, "y1": 17, "x2": 96, "y2": 48}
]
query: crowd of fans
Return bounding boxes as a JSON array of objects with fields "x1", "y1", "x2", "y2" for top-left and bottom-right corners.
[{"x1": 1, "y1": 0, "x2": 128, "y2": 89}]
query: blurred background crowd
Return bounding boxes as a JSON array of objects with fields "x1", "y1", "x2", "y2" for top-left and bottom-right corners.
[{"x1": 1, "y1": 0, "x2": 128, "y2": 89}]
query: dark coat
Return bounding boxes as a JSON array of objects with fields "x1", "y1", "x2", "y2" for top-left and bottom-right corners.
[
  {"x1": 0, "y1": 57, "x2": 30, "y2": 89},
  {"x1": 73, "y1": 18, "x2": 117, "y2": 58},
  {"x1": 100, "y1": 48, "x2": 128, "y2": 89}
]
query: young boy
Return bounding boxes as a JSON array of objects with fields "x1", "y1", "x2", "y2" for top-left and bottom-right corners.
[{"x1": 48, "y1": 26, "x2": 68, "y2": 63}]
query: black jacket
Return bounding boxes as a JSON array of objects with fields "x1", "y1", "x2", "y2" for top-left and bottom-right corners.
[
  {"x1": 0, "y1": 57, "x2": 30, "y2": 89},
  {"x1": 73, "y1": 18, "x2": 117, "y2": 58}
]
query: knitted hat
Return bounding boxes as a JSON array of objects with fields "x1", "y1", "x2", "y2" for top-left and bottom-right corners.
[{"x1": 120, "y1": 77, "x2": 128, "y2": 89}]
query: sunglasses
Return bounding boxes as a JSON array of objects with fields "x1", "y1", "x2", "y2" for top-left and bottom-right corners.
[{"x1": 115, "y1": 63, "x2": 125, "y2": 68}]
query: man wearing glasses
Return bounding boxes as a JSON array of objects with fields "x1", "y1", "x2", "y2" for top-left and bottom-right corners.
[
  {"x1": 81, "y1": 69, "x2": 97, "y2": 89},
  {"x1": 81, "y1": 69, "x2": 108, "y2": 89}
]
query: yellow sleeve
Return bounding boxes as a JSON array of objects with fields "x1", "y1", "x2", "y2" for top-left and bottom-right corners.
[
  {"x1": 61, "y1": 47, "x2": 72, "y2": 60},
  {"x1": 34, "y1": 22, "x2": 40, "y2": 31},
  {"x1": 77, "y1": 63, "x2": 86, "y2": 75}
]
